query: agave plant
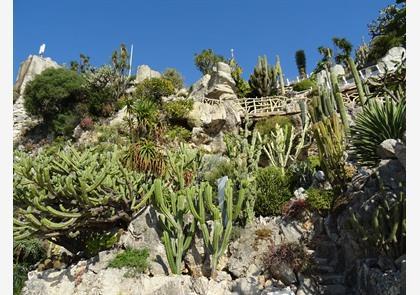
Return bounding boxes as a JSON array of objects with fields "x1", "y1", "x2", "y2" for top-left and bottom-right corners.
[
  {"x1": 350, "y1": 98, "x2": 405, "y2": 167},
  {"x1": 123, "y1": 139, "x2": 166, "y2": 176}
]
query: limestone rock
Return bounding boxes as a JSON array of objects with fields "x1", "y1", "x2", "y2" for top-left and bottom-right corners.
[
  {"x1": 109, "y1": 106, "x2": 128, "y2": 127},
  {"x1": 394, "y1": 142, "x2": 406, "y2": 169},
  {"x1": 207, "y1": 62, "x2": 237, "y2": 100},
  {"x1": 377, "y1": 139, "x2": 398, "y2": 159},
  {"x1": 187, "y1": 102, "x2": 227, "y2": 133},
  {"x1": 188, "y1": 74, "x2": 211, "y2": 102},
  {"x1": 331, "y1": 64, "x2": 345, "y2": 77},
  {"x1": 191, "y1": 127, "x2": 226, "y2": 154},
  {"x1": 118, "y1": 206, "x2": 170, "y2": 275},
  {"x1": 377, "y1": 47, "x2": 406, "y2": 73},
  {"x1": 135, "y1": 65, "x2": 161, "y2": 83}
]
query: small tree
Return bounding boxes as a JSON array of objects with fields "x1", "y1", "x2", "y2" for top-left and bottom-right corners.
[
  {"x1": 23, "y1": 68, "x2": 85, "y2": 122},
  {"x1": 194, "y1": 49, "x2": 227, "y2": 75},
  {"x1": 295, "y1": 50, "x2": 307, "y2": 79},
  {"x1": 162, "y1": 68, "x2": 184, "y2": 90}
]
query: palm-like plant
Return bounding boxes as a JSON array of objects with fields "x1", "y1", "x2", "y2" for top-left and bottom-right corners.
[
  {"x1": 124, "y1": 139, "x2": 166, "y2": 176},
  {"x1": 295, "y1": 50, "x2": 307, "y2": 79},
  {"x1": 333, "y1": 37, "x2": 366, "y2": 105},
  {"x1": 350, "y1": 98, "x2": 405, "y2": 167},
  {"x1": 133, "y1": 99, "x2": 159, "y2": 137}
]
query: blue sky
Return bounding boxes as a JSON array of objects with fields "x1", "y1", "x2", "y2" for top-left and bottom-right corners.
[{"x1": 14, "y1": 0, "x2": 393, "y2": 86}]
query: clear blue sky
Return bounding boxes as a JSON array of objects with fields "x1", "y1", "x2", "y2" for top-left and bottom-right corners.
[{"x1": 14, "y1": 0, "x2": 393, "y2": 86}]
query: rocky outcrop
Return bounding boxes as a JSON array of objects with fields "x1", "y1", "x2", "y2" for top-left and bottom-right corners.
[
  {"x1": 377, "y1": 47, "x2": 406, "y2": 73},
  {"x1": 135, "y1": 65, "x2": 161, "y2": 83},
  {"x1": 188, "y1": 74, "x2": 212, "y2": 102},
  {"x1": 13, "y1": 55, "x2": 61, "y2": 143}
]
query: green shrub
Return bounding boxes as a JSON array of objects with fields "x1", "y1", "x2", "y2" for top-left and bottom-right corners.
[
  {"x1": 165, "y1": 126, "x2": 191, "y2": 142},
  {"x1": 350, "y1": 98, "x2": 405, "y2": 167},
  {"x1": 52, "y1": 112, "x2": 80, "y2": 137},
  {"x1": 255, "y1": 116, "x2": 293, "y2": 138},
  {"x1": 255, "y1": 166, "x2": 293, "y2": 217},
  {"x1": 306, "y1": 188, "x2": 335, "y2": 212},
  {"x1": 162, "y1": 68, "x2": 184, "y2": 90},
  {"x1": 132, "y1": 99, "x2": 160, "y2": 136},
  {"x1": 163, "y1": 99, "x2": 193, "y2": 120},
  {"x1": 194, "y1": 49, "x2": 227, "y2": 75},
  {"x1": 14, "y1": 263, "x2": 29, "y2": 295},
  {"x1": 85, "y1": 231, "x2": 120, "y2": 257},
  {"x1": 135, "y1": 77, "x2": 175, "y2": 102},
  {"x1": 292, "y1": 79, "x2": 316, "y2": 92},
  {"x1": 108, "y1": 248, "x2": 149, "y2": 277},
  {"x1": 23, "y1": 68, "x2": 85, "y2": 122},
  {"x1": 203, "y1": 161, "x2": 236, "y2": 185}
]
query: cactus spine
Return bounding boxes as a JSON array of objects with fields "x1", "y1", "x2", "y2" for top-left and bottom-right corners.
[
  {"x1": 249, "y1": 55, "x2": 276, "y2": 97},
  {"x1": 187, "y1": 180, "x2": 244, "y2": 277}
]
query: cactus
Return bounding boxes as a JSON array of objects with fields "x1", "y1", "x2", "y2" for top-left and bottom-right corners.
[
  {"x1": 13, "y1": 145, "x2": 154, "y2": 255},
  {"x1": 349, "y1": 191, "x2": 406, "y2": 259},
  {"x1": 295, "y1": 50, "x2": 307, "y2": 79},
  {"x1": 311, "y1": 114, "x2": 347, "y2": 192},
  {"x1": 275, "y1": 55, "x2": 285, "y2": 95},
  {"x1": 249, "y1": 55, "x2": 277, "y2": 97},
  {"x1": 187, "y1": 180, "x2": 244, "y2": 277},
  {"x1": 224, "y1": 117, "x2": 263, "y2": 223},
  {"x1": 152, "y1": 179, "x2": 196, "y2": 275},
  {"x1": 258, "y1": 120, "x2": 309, "y2": 176}
]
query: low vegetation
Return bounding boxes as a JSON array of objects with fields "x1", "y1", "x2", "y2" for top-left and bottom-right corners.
[{"x1": 108, "y1": 248, "x2": 150, "y2": 277}]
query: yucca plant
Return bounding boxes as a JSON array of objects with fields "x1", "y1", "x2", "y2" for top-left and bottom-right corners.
[
  {"x1": 133, "y1": 99, "x2": 159, "y2": 137},
  {"x1": 350, "y1": 98, "x2": 405, "y2": 167}
]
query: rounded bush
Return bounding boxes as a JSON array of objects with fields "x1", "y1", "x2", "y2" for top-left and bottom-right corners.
[
  {"x1": 255, "y1": 116, "x2": 293, "y2": 138},
  {"x1": 255, "y1": 166, "x2": 293, "y2": 217},
  {"x1": 135, "y1": 77, "x2": 175, "y2": 102},
  {"x1": 292, "y1": 79, "x2": 316, "y2": 92},
  {"x1": 23, "y1": 68, "x2": 85, "y2": 121}
]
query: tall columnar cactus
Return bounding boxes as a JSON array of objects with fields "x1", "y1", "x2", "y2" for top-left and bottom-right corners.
[
  {"x1": 329, "y1": 68, "x2": 350, "y2": 133},
  {"x1": 312, "y1": 114, "x2": 347, "y2": 191},
  {"x1": 332, "y1": 37, "x2": 366, "y2": 105},
  {"x1": 349, "y1": 191, "x2": 406, "y2": 259},
  {"x1": 295, "y1": 50, "x2": 307, "y2": 79},
  {"x1": 275, "y1": 55, "x2": 285, "y2": 95},
  {"x1": 153, "y1": 179, "x2": 196, "y2": 275},
  {"x1": 224, "y1": 116, "x2": 263, "y2": 223},
  {"x1": 13, "y1": 145, "x2": 154, "y2": 254},
  {"x1": 187, "y1": 180, "x2": 244, "y2": 276},
  {"x1": 249, "y1": 55, "x2": 277, "y2": 97}
]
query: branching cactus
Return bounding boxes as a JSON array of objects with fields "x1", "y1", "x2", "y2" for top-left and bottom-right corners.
[
  {"x1": 259, "y1": 120, "x2": 309, "y2": 176},
  {"x1": 187, "y1": 180, "x2": 244, "y2": 277},
  {"x1": 13, "y1": 145, "x2": 154, "y2": 255},
  {"x1": 153, "y1": 179, "x2": 196, "y2": 275},
  {"x1": 275, "y1": 55, "x2": 285, "y2": 95}
]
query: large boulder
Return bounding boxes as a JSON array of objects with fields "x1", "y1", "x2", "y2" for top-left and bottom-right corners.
[
  {"x1": 135, "y1": 65, "x2": 161, "y2": 83},
  {"x1": 206, "y1": 62, "x2": 237, "y2": 101},
  {"x1": 187, "y1": 102, "x2": 227, "y2": 134},
  {"x1": 377, "y1": 139, "x2": 398, "y2": 159},
  {"x1": 118, "y1": 206, "x2": 170, "y2": 275},
  {"x1": 377, "y1": 47, "x2": 405, "y2": 73},
  {"x1": 188, "y1": 74, "x2": 212, "y2": 102}
]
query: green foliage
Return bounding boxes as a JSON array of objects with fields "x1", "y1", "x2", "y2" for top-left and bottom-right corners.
[
  {"x1": 187, "y1": 180, "x2": 244, "y2": 276},
  {"x1": 123, "y1": 140, "x2": 166, "y2": 176},
  {"x1": 135, "y1": 77, "x2": 175, "y2": 102},
  {"x1": 255, "y1": 116, "x2": 292, "y2": 138},
  {"x1": 13, "y1": 238, "x2": 47, "y2": 295},
  {"x1": 249, "y1": 55, "x2": 277, "y2": 97},
  {"x1": 203, "y1": 161, "x2": 236, "y2": 186},
  {"x1": 224, "y1": 119, "x2": 263, "y2": 222},
  {"x1": 13, "y1": 144, "x2": 154, "y2": 255},
  {"x1": 23, "y1": 68, "x2": 85, "y2": 122},
  {"x1": 162, "y1": 68, "x2": 184, "y2": 90},
  {"x1": 229, "y1": 58, "x2": 251, "y2": 98},
  {"x1": 367, "y1": 2, "x2": 405, "y2": 64},
  {"x1": 255, "y1": 167, "x2": 293, "y2": 217},
  {"x1": 312, "y1": 114, "x2": 347, "y2": 192},
  {"x1": 131, "y1": 98, "x2": 160, "y2": 138},
  {"x1": 350, "y1": 98, "x2": 405, "y2": 167},
  {"x1": 295, "y1": 50, "x2": 307, "y2": 79},
  {"x1": 163, "y1": 99, "x2": 194, "y2": 120},
  {"x1": 194, "y1": 49, "x2": 227, "y2": 75},
  {"x1": 85, "y1": 231, "x2": 120, "y2": 257},
  {"x1": 51, "y1": 112, "x2": 79, "y2": 137},
  {"x1": 108, "y1": 248, "x2": 149, "y2": 277},
  {"x1": 292, "y1": 79, "x2": 316, "y2": 92},
  {"x1": 306, "y1": 188, "x2": 335, "y2": 213},
  {"x1": 287, "y1": 156, "x2": 320, "y2": 189},
  {"x1": 349, "y1": 191, "x2": 405, "y2": 259},
  {"x1": 165, "y1": 126, "x2": 192, "y2": 142}
]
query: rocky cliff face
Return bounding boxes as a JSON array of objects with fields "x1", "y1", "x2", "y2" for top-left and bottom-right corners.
[{"x1": 13, "y1": 55, "x2": 60, "y2": 143}]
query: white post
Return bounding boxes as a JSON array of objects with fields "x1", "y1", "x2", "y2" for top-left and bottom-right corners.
[
  {"x1": 286, "y1": 78, "x2": 290, "y2": 86},
  {"x1": 342, "y1": 76, "x2": 348, "y2": 85},
  {"x1": 128, "y1": 44, "x2": 134, "y2": 77},
  {"x1": 359, "y1": 70, "x2": 365, "y2": 80}
]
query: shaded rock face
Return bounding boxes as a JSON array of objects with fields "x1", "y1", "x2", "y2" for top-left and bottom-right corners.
[
  {"x1": 135, "y1": 64, "x2": 161, "y2": 83},
  {"x1": 118, "y1": 206, "x2": 170, "y2": 276},
  {"x1": 188, "y1": 74, "x2": 212, "y2": 102},
  {"x1": 13, "y1": 55, "x2": 60, "y2": 143}
]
